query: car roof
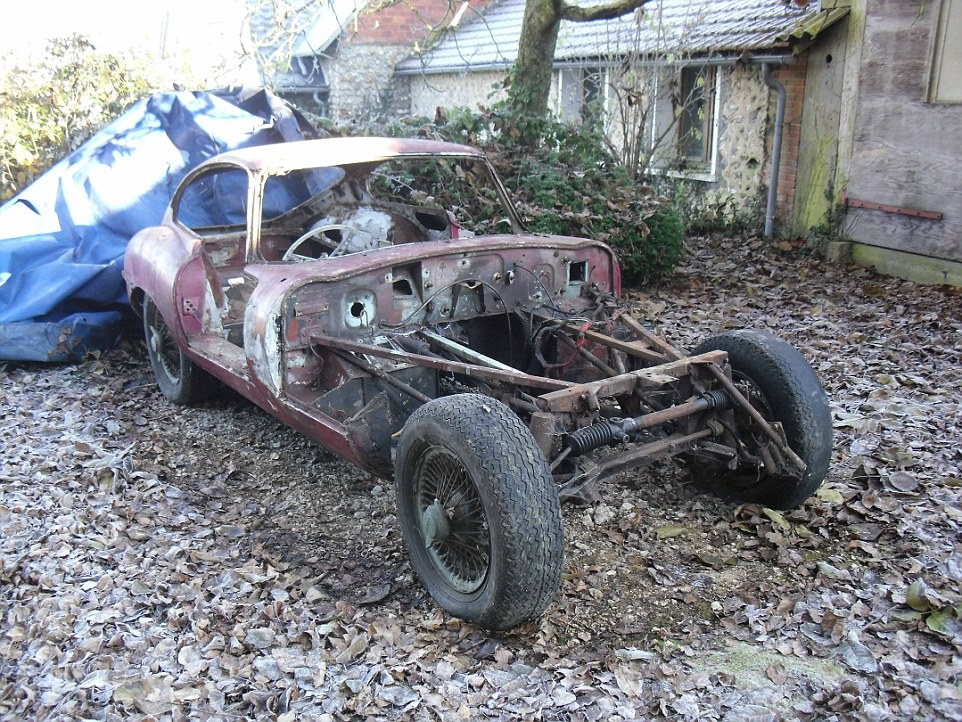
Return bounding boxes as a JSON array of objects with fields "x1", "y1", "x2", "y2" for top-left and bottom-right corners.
[{"x1": 208, "y1": 136, "x2": 485, "y2": 173}]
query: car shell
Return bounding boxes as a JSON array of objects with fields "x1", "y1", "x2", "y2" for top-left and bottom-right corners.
[{"x1": 124, "y1": 137, "x2": 621, "y2": 473}]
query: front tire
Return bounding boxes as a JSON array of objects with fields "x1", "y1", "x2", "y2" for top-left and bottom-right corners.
[
  {"x1": 395, "y1": 394, "x2": 564, "y2": 630},
  {"x1": 692, "y1": 329, "x2": 833, "y2": 509},
  {"x1": 143, "y1": 296, "x2": 208, "y2": 405}
]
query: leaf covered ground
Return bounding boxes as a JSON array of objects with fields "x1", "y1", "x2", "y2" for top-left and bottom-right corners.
[{"x1": 1, "y1": 233, "x2": 961, "y2": 721}]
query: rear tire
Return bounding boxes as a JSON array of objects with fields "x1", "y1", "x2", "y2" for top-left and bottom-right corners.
[
  {"x1": 692, "y1": 329, "x2": 833, "y2": 509},
  {"x1": 143, "y1": 296, "x2": 209, "y2": 405},
  {"x1": 395, "y1": 394, "x2": 564, "y2": 630}
]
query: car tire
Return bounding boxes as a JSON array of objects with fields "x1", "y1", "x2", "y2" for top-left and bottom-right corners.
[
  {"x1": 691, "y1": 329, "x2": 833, "y2": 510},
  {"x1": 395, "y1": 394, "x2": 564, "y2": 630},
  {"x1": 143, "y1": 296, "x2": 209, "y2": 405}
]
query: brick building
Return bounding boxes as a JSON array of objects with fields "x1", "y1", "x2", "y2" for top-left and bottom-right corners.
[{"x1": 266, "y1": 0, "x2": 489, "y2": 122}]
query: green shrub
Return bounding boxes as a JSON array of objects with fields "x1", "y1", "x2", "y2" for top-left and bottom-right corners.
[
  {"x1": 0, "y1": 35, "x2": 158, "y2": 202},
  {"x1": 610, "y1": 204, "x2": 684, "y2": 286}
]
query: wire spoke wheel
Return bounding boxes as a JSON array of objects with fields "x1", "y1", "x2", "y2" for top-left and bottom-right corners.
[
  {"x1": 142, "y1": 296, "x2": 209, "y2": 405},
  {"x1": 414, "y1": 446, "x2": 490, "y2": 593},
  {"x1": 146, "y1": 301, "x2": 182, "y2": 387},
  {"x1": 395, "y1": 394, "x2": 564, "y2": 630}
]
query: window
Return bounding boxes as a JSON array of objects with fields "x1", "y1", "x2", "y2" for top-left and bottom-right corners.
[
  {"x1": 676, "y1": 66, "x2": 716, "y2": 164},
  {"x1": 557, "y1": 67, "x2": 607, "y2": 124},
  {"x1": 930, "y1": 0, "x2": 962, "y2": 103},
  {"x1": 645, "y1": 64, "x2": 720, "y2": 176},
  {"x1": 560, "y1": 61, "x2": 719, "y2": 178},
  {"x1": 174, "y1": 167, "x2": 251, "y2": 233},
  {"x1": 581, "y1": 67, "x2": 605, "y2": 123}
]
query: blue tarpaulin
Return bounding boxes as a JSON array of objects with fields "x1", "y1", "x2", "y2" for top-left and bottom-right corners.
[{"x1": 0, "y1": 87, "x2": 316, "y2": 362}]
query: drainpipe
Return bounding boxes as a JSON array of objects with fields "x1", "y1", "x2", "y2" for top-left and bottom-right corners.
[{"x1": 762, "y1": 63, "x2": 786, "y2": 239}]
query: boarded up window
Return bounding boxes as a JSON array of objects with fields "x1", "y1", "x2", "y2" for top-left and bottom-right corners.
[{"x1": 930, "y1": 0, "x2": 962, "y2": 103}]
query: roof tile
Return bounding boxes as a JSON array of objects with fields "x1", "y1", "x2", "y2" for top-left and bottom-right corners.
[{"x1": 396, "y1": 0, "x2": 843, "y2": 74}]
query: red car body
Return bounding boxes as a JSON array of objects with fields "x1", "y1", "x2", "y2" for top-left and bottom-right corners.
[{"x1": 124, "y1": 137, "x2": 831, "y2": 630}]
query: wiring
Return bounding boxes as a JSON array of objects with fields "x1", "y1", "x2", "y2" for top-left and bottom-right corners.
[{"x1": 510, "y1": 262, "x2": 571, "y2": 316}]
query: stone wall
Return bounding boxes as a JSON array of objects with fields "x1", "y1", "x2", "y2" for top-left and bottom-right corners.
[
  {"x1": 699, "y1": 61, "x2": 808, "y2": 232},
  {"x1": 329, "y1": 44, "x2": 415, "y2": 122},
  {"x1": 326, "y1": 0, "x2": 494, "y2": 122},
  {"x1": 714, "y1": 64, "x2": 770, "y2": 223},
  {"x1": 408, "y1": 71, "x2": 509, "y2": 117}
]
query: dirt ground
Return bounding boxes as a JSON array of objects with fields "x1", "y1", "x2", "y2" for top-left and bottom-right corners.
[{"x1": 2, "y1": 233, "x2": 961, "y2": 721}]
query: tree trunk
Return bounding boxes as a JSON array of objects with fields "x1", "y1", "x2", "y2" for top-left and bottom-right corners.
[
  {"x1": 511, "y1": 0, "x2": 654, "y2": 119},
  {"x1": 513, "y1": 0, "x2": 563, "y2": 117}
]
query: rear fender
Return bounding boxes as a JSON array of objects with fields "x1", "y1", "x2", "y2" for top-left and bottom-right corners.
[{"x1": 124, "y1": 225, "x2": 200, "y2": 340}]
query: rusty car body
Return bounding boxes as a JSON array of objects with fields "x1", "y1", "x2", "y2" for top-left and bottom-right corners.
[{"x1": 124, "y1": 137, "x2": 833, "y2": 630}]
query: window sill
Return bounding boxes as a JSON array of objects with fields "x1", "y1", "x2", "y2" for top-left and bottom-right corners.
[{"x1": 647, "y1": 166, "x2": 718, "y2": 183}]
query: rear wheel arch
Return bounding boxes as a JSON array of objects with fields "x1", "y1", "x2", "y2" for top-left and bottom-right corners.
[
  {"x1": 142, "y1": 295, "x2": 212, "y2": 405},
  {"x1": 127, "y1": 287, "x2": 146, "y2": 318}
]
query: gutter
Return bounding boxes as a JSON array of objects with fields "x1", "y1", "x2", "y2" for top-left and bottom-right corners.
[
  {"x1": 394, "y1": 52, "x2": 796, "y2": 76},
  {"x1": 761, "y1": 62, "x2": 788, "y2": 239}
]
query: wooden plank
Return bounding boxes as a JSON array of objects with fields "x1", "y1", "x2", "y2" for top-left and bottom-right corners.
[
  {"x1": 842, "y1": 209, "x2": 962, "y2": 262},
  {"x1": 843, "y1": 0, "x2": 962, "y2": 262}
]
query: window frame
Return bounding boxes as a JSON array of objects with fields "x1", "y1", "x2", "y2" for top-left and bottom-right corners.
[
  {"x1": 649, "y1": 63, "x2": 722, "y2": 182},
  {"x1": 676, "y1": 65, "x2": 717, "y2": 166},
  {"x1": 929, "y1": 0, "x2": 962, "y2": 104},
  {"x1": 171, "y1": 163, "x2": 254, "y2": 237},
  {"x1": 556, "y1": 65, "x2": 609, "y2": 124}
]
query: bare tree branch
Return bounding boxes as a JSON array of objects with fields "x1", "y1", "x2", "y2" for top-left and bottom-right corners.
[{"x1": 561, "y1": 0, "x2": 651, "y2": 23}]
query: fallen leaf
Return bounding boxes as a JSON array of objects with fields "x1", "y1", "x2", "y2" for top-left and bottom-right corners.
[
  {"x1": 655, "y1": 525, "x2": 686, "y2": 538},
  {"x1": 885, "y1": 470, "x2": 919, "y2": 493}
]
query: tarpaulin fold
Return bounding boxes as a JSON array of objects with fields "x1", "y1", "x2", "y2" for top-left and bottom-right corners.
[{"x1": 0, "y1": 87, "x2": 316, "y2": 362}]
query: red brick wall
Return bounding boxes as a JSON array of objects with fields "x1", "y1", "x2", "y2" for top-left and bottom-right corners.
[
  {"x1": 348, "y1": 0, "x2": 492, "y2": 45},
  {"x1": 770, "y1": 55, "x2": 807, "y2": 230}
]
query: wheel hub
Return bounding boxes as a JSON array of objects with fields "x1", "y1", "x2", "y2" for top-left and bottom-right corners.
[
  {"x1": 422, "y1": 499, "x2": 451, "y2": 548},
  {"x1": 411, "y1": 445, "x2": 490, "y2": 594}
]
